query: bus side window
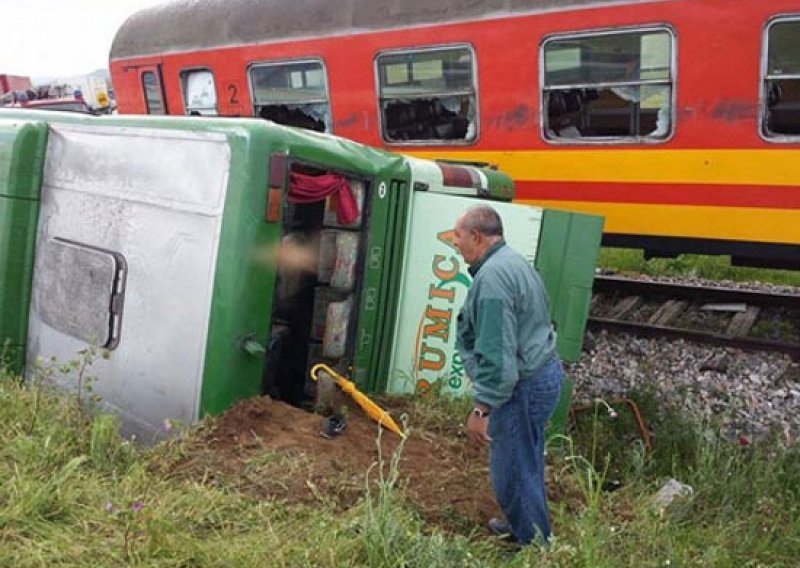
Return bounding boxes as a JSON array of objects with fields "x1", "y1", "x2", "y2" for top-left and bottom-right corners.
[
  {"x1": 763, "y1": 18, "x2": 800, "y2": 137},
  {"x1": 142, "y1": 71, "x2": 167, "y2": 115},
  {"x1": 34, "y1": 239, "x2": 127, "y2": 350},
  {"x1": 249, "y1": 60, "x2": 330, "y2": 132},
  {"x1": 180, "y1": 69, "x2": 218, "y2": 116},
  {"x1": 542, "y1": 28, "x2": 674, "y2": 142},
  {"x1": 376, "y1": 46, "x2": 478, "y2": 144}
]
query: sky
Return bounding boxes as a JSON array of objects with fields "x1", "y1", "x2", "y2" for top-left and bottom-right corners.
[{"x1": 0, "y1": 0, "x2": 167, "y2": 80}]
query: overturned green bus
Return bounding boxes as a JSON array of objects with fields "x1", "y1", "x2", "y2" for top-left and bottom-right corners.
[{"x1": 0, "y1": 110, "x2": 602, "y2": 437}]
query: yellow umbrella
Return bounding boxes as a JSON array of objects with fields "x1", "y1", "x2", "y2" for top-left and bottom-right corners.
[{"x1": 310, "y1": 363, "x2": 406, "y2": 439}]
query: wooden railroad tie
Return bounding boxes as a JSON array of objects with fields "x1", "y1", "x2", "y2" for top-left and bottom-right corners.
[
  {"x1": 589, "y1": 292, "x2": 605, "y2": 313},
  {"x1": 648, "y1": 300, "x2": 688, "y2": 326},
  {"x1": 725, "y1": 305, "x2": 760, "y2": 337},
  {"x1": 608, "y1": 295, "x2": 643, "y2": 320}
]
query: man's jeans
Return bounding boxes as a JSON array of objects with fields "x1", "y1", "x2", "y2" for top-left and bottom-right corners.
[{"x1": 487, "y1": 356, "x2": 563, "y2": 544}]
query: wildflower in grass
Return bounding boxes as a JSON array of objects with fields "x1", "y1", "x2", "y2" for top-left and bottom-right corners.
[
  {"x1": 164, "y1": 418, "x2": 173, "y2": 433},
  {"x1": 594, "y1": 398, "x2": 618, "y2": 419},
  {"x1": 131, "y1": 500, "x2": 144, "y2": 513},
  {"x1": 104, "y1": 500, "x2": 113, "y2": 513}
]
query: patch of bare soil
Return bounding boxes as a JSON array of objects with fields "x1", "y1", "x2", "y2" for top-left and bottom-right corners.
[{"x1": 165, "y1": 396, "x2": 575, "y2": 534}]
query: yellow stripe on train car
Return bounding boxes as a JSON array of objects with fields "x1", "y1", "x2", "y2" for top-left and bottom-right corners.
[
  {"x1": 518, "y1": 200, "x2": 800, "y2": 245},
  {"x1": 413, "y1": 150, "x2": 800, "y2": 187}
]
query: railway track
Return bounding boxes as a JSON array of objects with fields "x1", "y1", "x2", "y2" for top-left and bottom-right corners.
[{"x1": 589, "y1": 275, "x2": 800, "y2": 358}]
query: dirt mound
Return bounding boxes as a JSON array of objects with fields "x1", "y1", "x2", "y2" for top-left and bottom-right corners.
[{"x1": 169, "y1": 396, "x2": 501, "y2": 531}]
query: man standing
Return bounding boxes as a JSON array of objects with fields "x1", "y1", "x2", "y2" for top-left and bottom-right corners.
[{"x1": 453, "y1": 205, "x2": 563, "y2": 545}]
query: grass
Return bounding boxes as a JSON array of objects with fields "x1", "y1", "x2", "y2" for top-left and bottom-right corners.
[
  {"x1": 1, "y1": 361, "x2": 799, "y2": 566},
  {"x1": 599, "y1": 248, "x2": 800, "y2": 287}
]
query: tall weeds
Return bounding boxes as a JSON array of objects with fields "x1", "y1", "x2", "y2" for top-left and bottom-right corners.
[{"x1": 0, "y1": 359, "x2": 798, "y2": 566}]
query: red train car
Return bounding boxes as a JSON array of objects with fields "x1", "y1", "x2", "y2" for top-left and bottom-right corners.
[{"x1": 110, "y1": 0, "x2": 800, "y2": 268}]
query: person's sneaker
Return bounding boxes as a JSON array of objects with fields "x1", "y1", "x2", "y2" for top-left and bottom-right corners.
[
  {"x1": 487, "y1": 517, "x2": 514, "y2": 540},
  {"x1": 320, "y1": 414, "x2": 347, "y2": 439}
]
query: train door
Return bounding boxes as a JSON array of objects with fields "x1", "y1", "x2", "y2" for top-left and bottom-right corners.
[{"x1": 138, "y1": 63, "x2": 168, "y2": 115}]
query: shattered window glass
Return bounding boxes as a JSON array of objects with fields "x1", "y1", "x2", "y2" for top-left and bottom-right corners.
[
  {"x1": 181, "y1": 69, "x2": 218, "y2": 116},
  {"x1": 377, "y1": 47, "x2": 477, "y2": 144},
  {"x1": 543, "y1": 30, "x2": 673, "y2": 141},
  {"x1": 764, "y1": 19, "x2": 800, "y2": 136},
  {"x1": 250, "y1": 61, "x2": 330, "y2": 132}
]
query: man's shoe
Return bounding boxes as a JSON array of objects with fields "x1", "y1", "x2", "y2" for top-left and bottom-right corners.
[
  {"x1": 487, "y1": 517, "x2": 514, "y2": 540},
  {"x1": 320, "y1": 414, "x2": 347, "y2": 439}
]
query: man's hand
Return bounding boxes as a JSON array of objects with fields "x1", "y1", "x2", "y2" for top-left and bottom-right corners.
[{"x1": 466, "y1": 410, "x2": 492, "y2": 445}]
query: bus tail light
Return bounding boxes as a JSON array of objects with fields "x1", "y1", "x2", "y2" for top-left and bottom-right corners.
[{"x1": 266, "y1": 152, "x2": 287, "y2": 222}]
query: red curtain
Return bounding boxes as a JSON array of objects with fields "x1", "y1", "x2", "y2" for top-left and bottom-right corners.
[{"x1": 288, "y1": 172, "x2": 358, "y2": 225}]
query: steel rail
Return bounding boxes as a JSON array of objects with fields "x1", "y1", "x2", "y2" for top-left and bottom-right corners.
[
  {"x1": 587, "y1": 317, "x2": 800, "y2": 358},
  {"x1": 590, "y1": 275, "x2": 800, "y2": 358},
  {"x1": 593, "y1": 275, "x2": 800, "y2": 309}
]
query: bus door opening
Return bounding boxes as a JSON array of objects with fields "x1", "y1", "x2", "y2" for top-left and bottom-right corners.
[{"x1": 262, "y1": 162, "x2": 369, "y2": 409}]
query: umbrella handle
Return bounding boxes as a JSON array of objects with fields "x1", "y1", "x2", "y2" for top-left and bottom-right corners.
[
  {"x1": 310, "y1": 362, "x2": 339, "y2": 383},
  {"x1": 309, "y1": 363, "x2": 406, "y2": 439}
]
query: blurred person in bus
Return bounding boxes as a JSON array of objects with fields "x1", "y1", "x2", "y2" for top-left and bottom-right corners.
[
  {"x1": 257, "y1": 223, "x2": 320, "y2": 407},
  {"x1": 453, "y1": 205, "x2": 563, "y2": 546}
]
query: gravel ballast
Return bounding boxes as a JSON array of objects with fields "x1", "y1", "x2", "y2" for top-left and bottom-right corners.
[{"x1": 567, "y1": 274, "x2": 800, "y2": 444}]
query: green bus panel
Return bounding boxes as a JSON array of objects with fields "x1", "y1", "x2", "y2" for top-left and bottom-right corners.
[
  {"x1": 0, "y1": 120, "x2": 47, "y2": 199},
  {"x1": 364, "y1": 178, "x2": 412, "y2": 393},
  {"x1": 198, "y1": 128, "x2": 282, "y2": 417},
  {"x1": 480, "y1": 168, "x2": 515, "y2": 201},
  {"x1": 536, "y1": 209, "x2": 604, "y2": 362},
  {"x1": 535, "y1": 209, "x2": 603, "y2": 439},
  {"x1": 0, "y1": 120, "x2": 48, "y2": 374}
]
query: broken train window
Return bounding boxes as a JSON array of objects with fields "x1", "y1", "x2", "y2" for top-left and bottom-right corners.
[
  {"x1": 249, "y1": 60, "x2": 331, "y2": 132},
  {"x1": 542, "y1": 28, "x2": 673, "y2": 142},
  {"x1": 763, "y1": 18, "x2": 800, "y2": 137},
  {"x1": 377, "y1": 45, "x2": 478, "y2": 144}
]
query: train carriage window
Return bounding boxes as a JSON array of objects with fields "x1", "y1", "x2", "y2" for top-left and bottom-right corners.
[
  {"x1": 376, "y1": 46, "x2": 477, "y2": 144},
  {"x1": 542, "y1": 29, "x2": 673, "y2": 142},
  {"x1": 249, "y1": 60, "x2": 330, "y2": 132},
  {"x1": 181, "y1": 69, "x2": 218, "y2": 116},
  {"x1": 763, "y1": 19, "x2": 800, "y2": 137},
  {"x1": 141, "y1": 71, "x2": 166, "y2": 115}
]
